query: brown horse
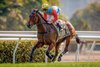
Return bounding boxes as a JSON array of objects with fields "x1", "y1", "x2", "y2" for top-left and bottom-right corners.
[{"x1": 27, "y1": 9, "x2": 82, "y2": 62}]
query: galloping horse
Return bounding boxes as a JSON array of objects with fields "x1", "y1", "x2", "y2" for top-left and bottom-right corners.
[{"x1": 27, "y1": 9, "x2": 82, "y2": 62}]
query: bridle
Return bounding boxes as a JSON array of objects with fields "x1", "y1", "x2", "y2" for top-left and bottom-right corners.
[
  {"x1": 28, "y1": 9, "x2": 57, "y2": 36},
  {"x1": 29, "y1": 9, "x2": 52, "y2": 34}
]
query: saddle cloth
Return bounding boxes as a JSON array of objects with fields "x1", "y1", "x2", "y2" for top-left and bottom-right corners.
[{"x1": 54, "y1": 19, "x2": 70, "y2": 39}]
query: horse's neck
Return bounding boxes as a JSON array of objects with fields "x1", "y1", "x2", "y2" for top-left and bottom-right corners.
[
  {"x1": 37, "y1": 12, "x2": 47, "y2": 33},
  {"x1": 37, "y1": 23, "x2": 46, "y2": 33}
]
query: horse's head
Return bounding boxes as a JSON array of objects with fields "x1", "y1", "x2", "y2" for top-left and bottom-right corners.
[{"x1": 27, "y1": 9, "x2": 39, "y2": 28}]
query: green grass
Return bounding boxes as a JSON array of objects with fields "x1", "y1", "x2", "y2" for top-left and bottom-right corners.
[{"x1": 0, "y1": 62, "x2": 100, "y2": 67}]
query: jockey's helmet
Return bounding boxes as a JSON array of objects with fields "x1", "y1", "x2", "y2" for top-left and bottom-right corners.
[{"x1": 42, "y1": 4, "x2": 49, "y2": 11}]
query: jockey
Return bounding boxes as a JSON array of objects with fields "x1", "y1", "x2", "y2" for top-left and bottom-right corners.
[{"x1": 42, "y1": 4, "x2": 62, "y2": 31}]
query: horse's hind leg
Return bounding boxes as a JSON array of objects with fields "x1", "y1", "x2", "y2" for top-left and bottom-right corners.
[
  {"x1": 30, "y1": 42, "x2": 44, "y2": 62},
  {"x1": 58, "y1": 37, "x2": 71, "y2": 61}
]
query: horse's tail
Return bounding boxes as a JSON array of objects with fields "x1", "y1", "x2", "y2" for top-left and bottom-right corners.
[
  {"x1": 75, "y1": 34, "x2": 86, "y2": 44},
  {"x1": 75, "y1": 34, "x2": 81, "y2": 44}
]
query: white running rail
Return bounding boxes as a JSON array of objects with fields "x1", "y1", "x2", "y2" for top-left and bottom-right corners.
[{"x1": 0, "y1": 31, "x2": 100, "y2": 63}]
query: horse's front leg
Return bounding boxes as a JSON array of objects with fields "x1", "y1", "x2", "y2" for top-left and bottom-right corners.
[
  {"x1": 46, "y1": 43, "x2": 54, "y2": 60},
  {"x1": 30, "y1": 42, "x2": 44, "y2": 62},
  {"x1": 52, "y1": 42, "x2": 60, "y2": 62}
]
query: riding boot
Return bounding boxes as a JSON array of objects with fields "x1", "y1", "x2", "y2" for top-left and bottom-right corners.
[
  {"x1": 52, "y1": 23, "x2": 60, "y2": 36},
  {"x1": 56, "y1": 23, "x2": 62, "y2": 31}
]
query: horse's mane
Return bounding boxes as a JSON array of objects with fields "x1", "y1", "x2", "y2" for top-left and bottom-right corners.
[
  {"x1": 36, "y1": 9, "x2": 57, "y2": 34},
  {"x1": 36, "y1": 10, "x2": 48, "y2": 23}
]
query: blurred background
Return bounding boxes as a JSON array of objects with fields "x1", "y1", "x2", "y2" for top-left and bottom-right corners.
[
  {"x1": 0, "y1": 0, "x2": 100, "y2": 31},
  {"x1": 0, "y1": 0, "x2": 100, "y2": 63}
]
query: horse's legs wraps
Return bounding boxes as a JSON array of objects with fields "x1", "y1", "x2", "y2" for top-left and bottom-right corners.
[
  {"x1": 52, "y1": 43, "x2": 60, "y2": 62},
  {"x1": 46, "y1": 43, "x2": 54, "y2": 59},
  {"x1": 30, "y1": 42, "x2": 43, "y2": 62},
  {"x1": 58, "y1": 37, "x2": 71, "y2": 61}
]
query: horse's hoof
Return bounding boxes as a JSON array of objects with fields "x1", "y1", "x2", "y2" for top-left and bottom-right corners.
[
  {"x1": 48, "y1": 55, "x2": 54, "y2": 59},
  {"x1": 30, "y1": 58, "x2": 33, "y2": 63},
  {"x1": 30, "y1": 60, "x2": 32, "y2": 62},
  {"x1": 51, "y1": 59, "x2": 55, "y2": 62},
  {"x1": 30, "y1": 61, "x2": 33, "y2": 63},
  {"x1": 58, "y1": 57, "x2": 61, "y2": 61},
  {"x1": 51, "y1": 57, "x2": 56, "y2": 62},
  {"x1": 51, "y1": 55, "x2": 54, "y2": 58}
]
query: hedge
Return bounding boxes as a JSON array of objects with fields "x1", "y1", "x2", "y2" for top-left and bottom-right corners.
[{"x1": 0, "y1": 40, "x2": 52, "y2": 63}]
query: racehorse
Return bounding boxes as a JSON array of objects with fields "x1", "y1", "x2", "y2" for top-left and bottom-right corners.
[{"x1": 27, "y1": 9, "x2": 83, "y2": 62}]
